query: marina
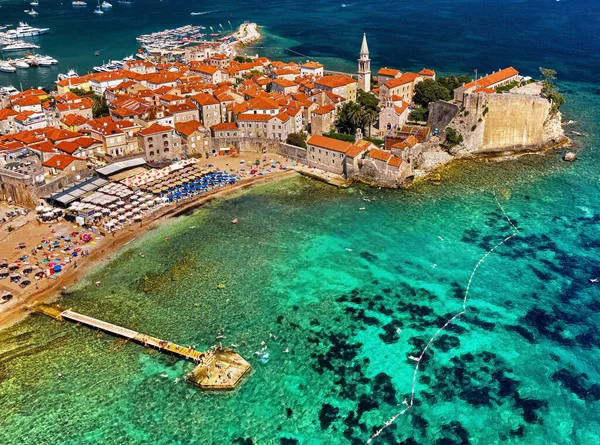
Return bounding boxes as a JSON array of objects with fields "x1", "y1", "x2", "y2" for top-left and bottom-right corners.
[{"x1": 30, "y1": 301, "x2": 252, "y2": 390}]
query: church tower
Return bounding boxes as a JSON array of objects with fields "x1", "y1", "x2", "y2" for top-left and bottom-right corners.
[{"x1": 357, "y1": 33, "x2": 371, "y2": 93}]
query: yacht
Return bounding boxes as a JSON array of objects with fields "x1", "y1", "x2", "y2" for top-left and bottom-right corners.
[
  {"x1": 72, "y1": 1, "x2": 87, "y2": 6},
  {"x1": 5, "y1": 22, "x2": 49, "y2": 38},
  {"x1": 101, "y1": 1, "x2": 112, "y2": 8},
  {"x1": 31, "y1": 0, "x2": 39, "y2": 5},
  {"x1": 12, "y1": 60, "x2": 30, "y2": 69},
  {"x1": 57, "y1": 69, "x2": 78, "y2": 81},
  {"x1": 93, "y1": 1, "x2": 104, "y2": 14},
  {"x1": 0, "y1": 63, "x2": 17, "y2": 73},
  {"x1": 2, "y1": 41, "x2": 40, "y2": 51},
  {"x1": 28, "y1": 9, "x2": 38, "y2": 16},
  {"x1": 0, "y1": 86, "x2": 20, "y2": 96}
]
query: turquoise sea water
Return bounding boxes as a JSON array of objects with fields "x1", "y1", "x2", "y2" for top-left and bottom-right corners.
[
  {"x1": 1, "y1": 0, "x2": 600, "y2": 443},
  {"x1": 1, "y1": 83, "x2": 599, "y2": 443}
]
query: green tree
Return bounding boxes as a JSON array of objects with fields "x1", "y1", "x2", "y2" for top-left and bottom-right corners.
[
  {"x1": 362, "y1": 108, "x2": 379, "y2": 137},
  {"x1": 286, "y1": 132, "x2": 308, "y2": 148},
  {"x1": 234, "y1": 55, "x2": 253, "y2": 63},
  {"x1": 409, "y1": 107, "x2": 428, "y2": 122},
  {"x1": 413, "y1": 79, "x2": 451, "y2": 107},
  {"x1": 539, "y1": 67, "x2": 565, "y2": 113},
  {"x1": 335, "y1": 102, "x2": 363, "y2": 134},
  {"x1": 357, "y1": 89, "x2": 380, "y2": 112},
  {"x1": 92, "y1": 95, "x2": 109, "y2": 118},
  {"x1": 445, "y1": 127, "x2": 463, "y2": 147}
]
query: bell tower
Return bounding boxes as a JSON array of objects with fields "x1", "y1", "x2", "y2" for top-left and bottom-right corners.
[{"x1": 357, "y1": 33, "x2": 371, "y2": 93}]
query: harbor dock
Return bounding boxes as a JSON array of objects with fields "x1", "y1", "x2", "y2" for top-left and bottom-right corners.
[{"x1": 29, "y1": 302, "x2": 251, "y2": 390}]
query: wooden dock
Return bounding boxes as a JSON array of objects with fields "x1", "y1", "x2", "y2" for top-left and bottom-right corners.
[{"x1": 29, "y1": 302, "x2": 251, "y2": 390}]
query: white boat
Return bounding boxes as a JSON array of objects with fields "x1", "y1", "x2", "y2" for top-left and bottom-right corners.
[
  {"x1": 0, "y1": 63, "x2": 16, "y2": 73},
  {"x1": 57, "y1": 69, "x2": 78, "y2": 81},
  {"x1": 28, "y1": 9, "x2": 38, "y2": 16},
  {"x1": 37, "y1": 57, "x2": 52, "y2": 66},
  {"x1": 31, "y1": 0, "x2": 39, "y2": 5},
  {"x1": 2, "y1": 42, "x2": 40, "y2": 51},
  {"x1": 12, "y1": 60, "x2": 30, "y2": 69},
  {"x1": 5, "y1": 22, "x2": 49, "y2": 38},
  {"x1": 101, "y1": 1, "x2": 112, "y2": 8},
  {"x1": 72, "y1": 1, "x2": 87, "y2": 6},
  {"x1": 0, "y1": 86, "x2": 20, "y2": 95},
  {"x1": 94, "y1": 1, "x2": 104, "y2": 14}
]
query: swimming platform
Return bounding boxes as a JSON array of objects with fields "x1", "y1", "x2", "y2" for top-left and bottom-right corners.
[{"x1": 29, "y1": 301, "x2": 251, "y2": 390}]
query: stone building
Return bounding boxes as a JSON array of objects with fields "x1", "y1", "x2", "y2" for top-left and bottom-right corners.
[{"x1": 138, "y1": 123, "x2": 181, "y2": 163}]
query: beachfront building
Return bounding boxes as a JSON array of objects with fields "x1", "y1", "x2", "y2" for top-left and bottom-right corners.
[
  {"x1": 211, "y1": 122, "x2": 239, "y2": 138},
  {"x1": 314, "y1": 75, "x2": 357, "y2": 103},
  {"x1": 453, "y1": 67, "x2": 520, "y2": 103},
  {"x1": 42, "y1": 154, "x2": 87, "y2": 177},
  {"x1": 80, "y1": 117, "x2": 141, "y2": 157},
  {"x1": 175, "y1": 120, "x2": 206, "y2": 155},
  {"x1": 306, "y1": 135, "x2": 371, "y2": 175},
  {"x1": 138, "y1": 122, "x2": 181, "y2": 163}
]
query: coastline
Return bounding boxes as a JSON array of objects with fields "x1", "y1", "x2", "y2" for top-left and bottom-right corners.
[{"x1": 0, "y1": 169, "x2": 297, "y2": 332}]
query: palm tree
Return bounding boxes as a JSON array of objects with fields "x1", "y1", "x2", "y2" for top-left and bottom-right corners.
[{"x1": 362, "y1": 108, "x2": 379, "y2": 137}]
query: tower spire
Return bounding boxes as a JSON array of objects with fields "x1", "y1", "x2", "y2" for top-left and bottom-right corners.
[
  {"x1": 357, "y1": 33, "x2": 371, "y2": 92},
  {"x1": 360, "y1": 33, "x2": 369, "y2": 55}
]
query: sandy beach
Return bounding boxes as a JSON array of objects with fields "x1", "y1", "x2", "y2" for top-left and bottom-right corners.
[{"x1": 0, "y1": 158, "x2": 297, "y2": 331}]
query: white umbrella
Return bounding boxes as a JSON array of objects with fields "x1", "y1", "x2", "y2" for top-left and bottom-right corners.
[
  {"x1": 118, "y1": 208, "x2": 126, "y2": 214},
  {"x1": 124, "y1": 204, "x2": 133, "y2": 210},
  {"x1": 118, "y1": 215, "x2": 126, "y2": 221},
  {"x1": 109, "y1": 211, "x2": 118, "y2": 217},
  {"x1": 36, "y1": 205, "x2": 45, "y2": 212}
]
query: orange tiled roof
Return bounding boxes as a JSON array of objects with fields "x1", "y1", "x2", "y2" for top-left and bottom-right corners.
[
  {"x1": 307, "y1": 135, "x2": 352, "y2": 153},
  {"x1": 212, "y1": 122, "x2": 238, "y2": 131},
  {"x1": 464, "y1": 67, "x2": 519, "y2": 90},
  {"x1": 138, "y1": 122, "x2": 173, "y2": 136}
]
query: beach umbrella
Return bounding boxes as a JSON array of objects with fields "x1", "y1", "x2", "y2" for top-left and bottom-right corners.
[
  {"x1": 102, "y1": 209, "x2": 111, "y2": 215},
  {"x1": 124, "y1": 204, "x2": 133, "y2": 210},
  {"x1": 36, "y1": 205, "x2": 45, "y2": 212},
  {"x1": 118, "y1": 208, "x2": 126, "y2": 214}
]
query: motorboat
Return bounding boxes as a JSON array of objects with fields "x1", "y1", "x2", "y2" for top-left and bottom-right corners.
[
  {"x1": 28, "y1": 9, "x2": 38, "y2": 16},
  {"x1": 37, "y1": 57, "x2": 52, "y2": 66},
  {"x1": 2, "y1": 42, "x2": 40, "y2": 51},
  {"x1": 0, "y1": 86, "x2": 20, "y2": 95},
  {"x1": 12, "y1": 60, "x2": 30, "y2": 69},
  {"x1": 101, "y1": 1, "x2": 112, "y2": 8},
  {"x1": 57, "y1": 69, "x2": 78, "y2": 81},
  {"x1": 0, "y1": 63, "x2": 17, "y2": 73},
  {"x1": 93, "y1": 4, "x2": 104, "y2": 14},
  {"x1": 5, "y1": 22, "x2": 49, "y2": 38},
  {"x1": 72, "y1": 1, "x2": 87, "y2": 6},
  {"x1": 31, "y1": 0, "x2": 39, "y2": 5}
]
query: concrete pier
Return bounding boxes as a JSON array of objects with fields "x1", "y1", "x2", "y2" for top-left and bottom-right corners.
[{"x1": 30, "y1": 302, "x2": 251, "y2": 390}]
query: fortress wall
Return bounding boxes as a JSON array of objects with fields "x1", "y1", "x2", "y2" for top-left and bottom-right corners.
[{"x1": 479, "y1": 94, "x2": 551, "y2": 151}]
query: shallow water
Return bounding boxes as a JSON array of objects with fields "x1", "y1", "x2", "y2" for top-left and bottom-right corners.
[{"x1": 1, "y1": 81, "x2": 599, "y2": 443}]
